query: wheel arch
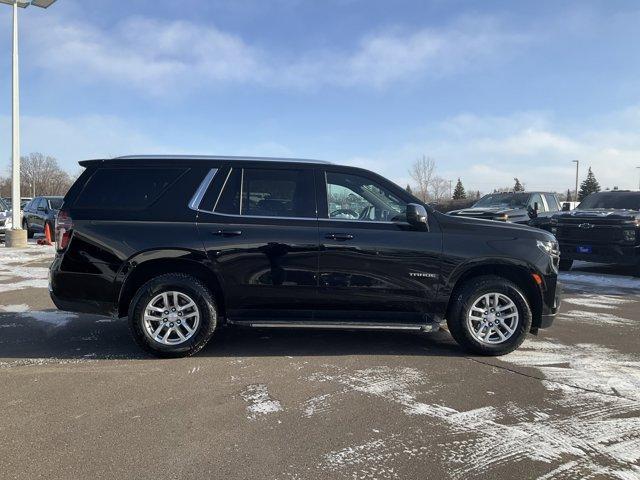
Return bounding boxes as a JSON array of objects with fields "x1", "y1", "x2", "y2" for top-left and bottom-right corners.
[
  {"x1": 117, "y1": 254, "x2": 226, "y2": 319},
  {"x1": 445, "y1": 261, "x2": 543, "y2": 332}
]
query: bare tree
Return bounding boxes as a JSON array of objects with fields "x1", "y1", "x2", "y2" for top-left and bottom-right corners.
[
  {"x1": 430, "y1": 176, "x2": 451, "y2": 202},
  {"x1": 408, "y1": 156, "x2": 436, "y2": 202},
  {"x1": 20, "y1": 153, "x2": 73, "y2": 197}
]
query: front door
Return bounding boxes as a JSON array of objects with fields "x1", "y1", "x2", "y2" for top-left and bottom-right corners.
[
  {"x1": 316, "y1": 168, "x2": 442, "y2": 323},
  {"x1": 196, "y1": 165, "x2": 320, "y2": 321}
]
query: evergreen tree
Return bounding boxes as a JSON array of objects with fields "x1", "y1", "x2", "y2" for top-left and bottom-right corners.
[
  {"x1": 566, "y1": 189, "x2": 572, "y2": 202},
  {"x1": 578, "y1": 167, "x2": 601, "y2": 201},
  {"x1": 405, "y1": 184, "x2": 413, "y2": 195},
  {"x1": 452, "y1": 178, "x2": 466, "y2": 199},
  {"x1": 513, "y1": 178, "x2": 525, "y2": 192}
]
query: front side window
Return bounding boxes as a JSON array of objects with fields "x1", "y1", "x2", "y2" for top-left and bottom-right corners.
[
  {"x1": 544, "y1": 194, "x2": 559, "y2": 212},
  {"x1": 214, "y1": 168, "x2": 316, "y2": 218},
  {"x1": 325, "y1": 171, "x2": 406, "y2": 222}
]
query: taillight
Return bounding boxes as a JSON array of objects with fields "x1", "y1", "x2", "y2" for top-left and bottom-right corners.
[{"x1": 55, "y1": 209, "x2": 73, "y2": 251}]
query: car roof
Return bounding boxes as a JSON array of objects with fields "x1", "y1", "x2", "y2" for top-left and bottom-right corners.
[{"x1": 79, "y1": 155, "x2": 332, "y2": 167}]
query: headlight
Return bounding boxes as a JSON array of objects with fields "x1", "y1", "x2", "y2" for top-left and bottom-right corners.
[
  {"x1": 623, "y1": 229, "x2": 636, "y2": 242},
  {"x1": 537, "y1": 239, "x2": 559, "y2": 257},
  {"x1": 495, "y1": 214, "x2": 509, "y2": 221}
]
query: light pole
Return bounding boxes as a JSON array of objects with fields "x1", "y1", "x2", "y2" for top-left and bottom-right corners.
[
  {"x1": 1, "y1": 0, "x2": 57, "y2": 248},
  {"x1": 572, "y1": 160, "x2": 579, "y2": 200}
]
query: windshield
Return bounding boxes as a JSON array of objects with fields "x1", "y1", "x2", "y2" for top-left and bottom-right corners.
[
  {"x1": 578, "y1": 192, "x2": 640, "y2": 211},
  {"x1": 473, "y1": 193, "x2": 529, "y2": 209},
  {"x1": 49, "y1": 198, "x2": 63, "y2": 210},
  {"x1": 0, "y1": 198, "x2": 7, "y2": 211}
]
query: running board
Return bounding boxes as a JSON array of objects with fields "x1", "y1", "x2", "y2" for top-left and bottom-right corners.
[{"x1": 228, "y1": 320, "x2": 440, "y2": 333}]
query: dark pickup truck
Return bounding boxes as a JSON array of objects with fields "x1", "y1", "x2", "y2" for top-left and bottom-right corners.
[
  {"x1": 551, "y1": 191, "x2": 640, "y2": 273},
  {"x1": 448, "y1": 192, "x2": 561, "y2": 232}
]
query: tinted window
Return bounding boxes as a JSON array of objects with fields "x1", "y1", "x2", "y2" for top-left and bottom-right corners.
[
  {"x1": 35, "y1": 198, "x2": 46, "y2": 210},
  {"x1": 578, "y1": 192, "x2": 640, "y2": 210},
  {"x1": 544, "y1": 194, "x2": 559, "y2": 212},
  {"x1": 213, "y1": 168, "x2": 242, "y2": 214},
  {"x1": 49, "y1": 198, "x2": 63, "y2": 210},
  {"x1": 528, "y1": 193, "x2": 545, "y2": 212},
  {"x1": 74, "y1": 168, "x2": 185, "y2": 209},
  {"x1": 213, "y1": 168, "x2": 316, "y2": 218},
  {"x1": 325, "y1": 171, "x2": 406, "y2": 222},
  {"x1": 474, "y1": 193, "x2": 529, "y2": 208}
]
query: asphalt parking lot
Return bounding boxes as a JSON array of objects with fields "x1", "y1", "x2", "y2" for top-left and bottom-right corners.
[{"x1": 1, "y1": 243, "x2": 639, "y2": 480}]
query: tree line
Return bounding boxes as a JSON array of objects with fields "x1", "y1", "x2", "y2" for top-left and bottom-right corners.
[
  {"x1": 405, "y1": 155, "x2": 604, "y2": 206},
  {"x1": 0, "y1": 153, "x2": 75, "y2": 198}
]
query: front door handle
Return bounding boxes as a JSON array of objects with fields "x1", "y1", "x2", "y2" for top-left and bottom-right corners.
[
  {"x1": 214, "y1": 229, "x2": 243, "y2": 237},
  {"x1": 325, "y1": 233, "x2": 354, "y2": 241}
]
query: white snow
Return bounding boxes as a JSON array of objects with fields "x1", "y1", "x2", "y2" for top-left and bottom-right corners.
[
  {"x1": 559, "y1": 309, "x2": 635, "y2": 326},
  {"x1": 240, "y1": 384, "x2": 283, "y2": 419},
  {"x1": 19, "y1": 310, "x2": 77, "y2": 327},
  {"x1": 560, "y1": 272, "x2": 640, "y2": 292},
  {"x1": 0, "y1": 304, "x2": 29, "y2": 313},
  {"x1": 563, "y1": 294, "x2": 633, "y2": 310},
  {"x1": 0, "y1": 244, "x2": 53, "y2": 293}
]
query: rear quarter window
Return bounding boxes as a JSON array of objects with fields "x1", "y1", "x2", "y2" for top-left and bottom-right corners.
[{"x1": 74, "y1": 168, "x2": 187, "y2": 210}]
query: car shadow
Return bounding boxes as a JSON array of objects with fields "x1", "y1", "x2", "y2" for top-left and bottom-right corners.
[{"x1": 0, "y1": 311, "x2": 464, "y2": 361}]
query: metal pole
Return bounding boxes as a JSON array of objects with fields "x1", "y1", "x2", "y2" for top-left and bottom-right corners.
[
  {"x1": 572, "y1": 160, "x2": 579, "y2": 199},
  {"x1": 11, "y1": 0, "x2": 21, "y2": 230}
]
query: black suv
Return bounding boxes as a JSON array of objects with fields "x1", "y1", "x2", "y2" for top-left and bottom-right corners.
[
  {"x1": 448, "y1": 192, "x2": 561, "y2": 232},
  {"x1": 552, "y1": 190, "x2": 640, "y2": 272},
  {"x1": 50, "y1": 156, "x2": 560, "y2": 358},
  {"x1": 22, "y1": 196, "x2": 63, "y2": 239}
]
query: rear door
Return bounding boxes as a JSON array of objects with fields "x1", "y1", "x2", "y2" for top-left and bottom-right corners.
[
  {"x1": 316, "y1": 168, "x2": 442, "y2": 323},
  {"x1": 196, "y1": 164, "x2": 320, "y2": 321}
]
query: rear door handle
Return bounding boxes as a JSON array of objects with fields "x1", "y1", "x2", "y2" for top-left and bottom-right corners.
[
  {"x1": 214, "y1": 229, "x2": 243, "y2": 237},
  {"x1": 325, "y1": 233, "x2": 354, "y2": 241}
]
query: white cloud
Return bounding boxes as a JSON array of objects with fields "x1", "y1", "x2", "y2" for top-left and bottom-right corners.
[
  {"x1": 22, "y1": 13, "x2": 530, "y2": 93},
  {"x1": 392, "y1": 107, "x2": 640, "y2": 193}
]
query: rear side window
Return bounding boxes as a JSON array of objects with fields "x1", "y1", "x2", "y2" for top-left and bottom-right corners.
[
  {"x1": 74, "y1": 168, "x2": 186, "y2": 210},
  {"x1": 214, "y1": 168, "x2": 316, "y2": 218}
]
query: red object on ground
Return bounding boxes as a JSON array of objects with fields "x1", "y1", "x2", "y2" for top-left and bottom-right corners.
[{"x1": 37, "y1": 223, "x2": 53, "y2": 246}]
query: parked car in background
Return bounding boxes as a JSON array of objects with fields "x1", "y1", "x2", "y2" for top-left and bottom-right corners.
[
  {"x1": 447, "y1": 192, "x2": 561, "y2": 232},
  {"x1": 561, "y1": 201, "x2": 580, "y2": 211},
  {"x1": 22, "y1": 196, "x2": 63, "y2": 239},
  {"x1": 50, "y1": 155, "x2": 559, "y2": 358},
  {"x1": 0, "y1": 198, "x2": 12, "y2": 239},
  {"x1": 552, "y1": 190, "x2": 640, "y2": 273}
]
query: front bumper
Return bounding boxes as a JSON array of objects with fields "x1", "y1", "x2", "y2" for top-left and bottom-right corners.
[
  {"x1": 559, "y1": 242, "x2": 639, "y2": 265},
  {"x1": 536, "y1": 274, "x2": 561, "y2": 330}
]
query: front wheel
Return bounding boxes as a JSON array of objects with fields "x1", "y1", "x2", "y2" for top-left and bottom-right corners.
[
  {"x1": 128, "y1": 273, "x2": 218, "y2": 358},
  {"x1": 447, "y1": 275, "x2": 532, "y2": 356}
]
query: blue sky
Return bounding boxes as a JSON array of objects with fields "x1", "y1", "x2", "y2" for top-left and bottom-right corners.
[{"x1": 0, "y1": 0, "x2": 639, "y2": 193}]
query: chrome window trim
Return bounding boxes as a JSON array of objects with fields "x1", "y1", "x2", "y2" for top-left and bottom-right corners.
[
  {"x1": 188, "y1": 168, "x2": 218, "y2": 211},
  {"x1": 212, "y1": 168, "x2": 233, "y2": 213}
]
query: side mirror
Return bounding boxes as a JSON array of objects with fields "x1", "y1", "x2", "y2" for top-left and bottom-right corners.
[
  {"x1": 528, "y1": 203, "x2": 539, "y2": 218},
  {"x1": 406, "y1": 203, "x2": 428, "y2": 229},
  {"x1": 37, "y1": 206, "x2": 46, "y2": 212}
]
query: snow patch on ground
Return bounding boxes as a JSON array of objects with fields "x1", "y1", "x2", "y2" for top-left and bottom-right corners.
[
  {"x1": 19, "y1": 310, "x2": 77, "y2": 328},
  {"x1": 0, "y1": 244, "x2": 53, "y2": 293},
  {"x1": 304, "y1": 349, "x2": 640, "y2": 480},
  {"x1": 563, "y1": 294, "x2": 633, "y2": 310},
  {"x1": 560, "y1": 272, "x2": 640, "y2": 292},
  {"x1": 560, "y1": 309, "x2": 635, "y2": 326},
  {"x1": 241, "y1": 384, "x2": 282, "y2": 419},
  {"x1": 0, "y1": 304, "x2": 29, "y2": 313}
]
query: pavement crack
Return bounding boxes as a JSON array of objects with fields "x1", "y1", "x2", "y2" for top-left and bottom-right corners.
[{"x1": 466, "y1": 356, "x2": 639, "y2": 403}]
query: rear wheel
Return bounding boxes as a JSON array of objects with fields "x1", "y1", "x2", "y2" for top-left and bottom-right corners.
[
  {"x1": 128, "y1": 273, "x2": 217, "y2": 358},
  {"x1": 558, "y1": 258, "x2": 573, "y2": 271},
  {"x1": 447, "y1": 275, "x2": 532, "y2": 356}
]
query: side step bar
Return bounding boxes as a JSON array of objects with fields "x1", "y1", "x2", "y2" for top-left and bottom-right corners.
[{"x1": 228, "y1": 320, "x2": 441, "y2": 333}]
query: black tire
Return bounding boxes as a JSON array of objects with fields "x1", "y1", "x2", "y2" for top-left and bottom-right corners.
[
  {"x1": 128, "y1": 273, "x2": 218, "y2": 358},
  {"x1": 447, "y1": 275, "x2": 532, "y2": 356},
  {"x1": 22, "y1": 220, "x2": 34, "y2": 239},
  {"x1": 558, "y1": 258, "x2": 573, "y2": 271}
]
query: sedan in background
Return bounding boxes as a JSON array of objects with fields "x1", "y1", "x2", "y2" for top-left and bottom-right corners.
[{"x1": 22, "y1": 196, "x2": 63, "y2": 239}]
